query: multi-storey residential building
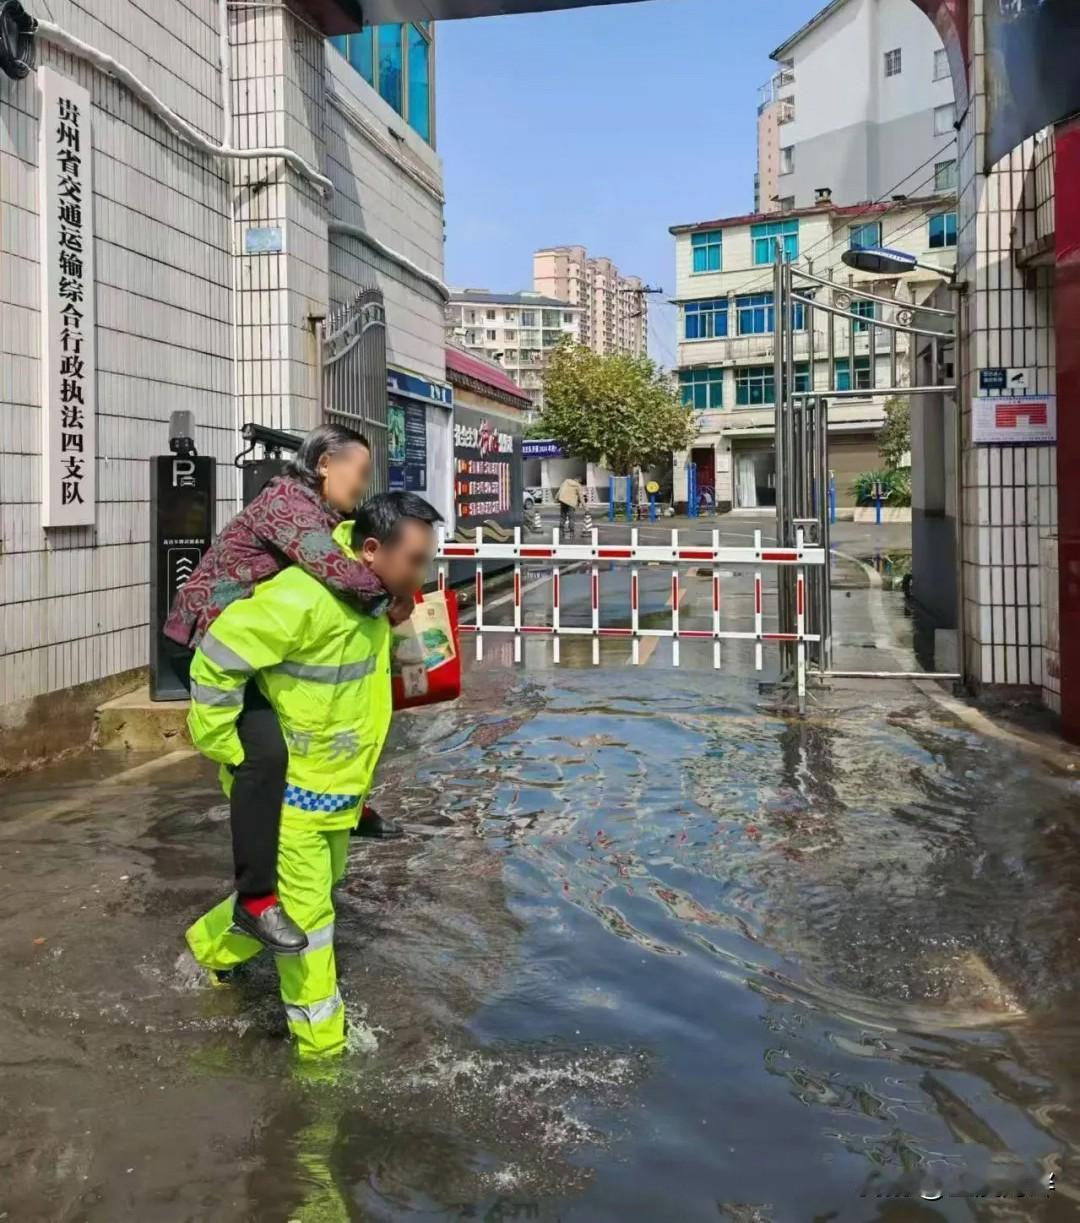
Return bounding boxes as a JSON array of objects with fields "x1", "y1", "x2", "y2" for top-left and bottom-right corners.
[
  {"x1": 670, "y1": 195, "x2": 957, "y2": 511},
  {"x1": 533, "y1": 246, "x2": 647, "y2": 357},
  {"x1": 446, "y1": 291, "x2": 581, "y2": 407},
  {"x1": 757, "y1": 0, "x2": 957, "y2": 212},
  {"x1": 755, "y1": 66, "x2": 795, "y2": 213}
]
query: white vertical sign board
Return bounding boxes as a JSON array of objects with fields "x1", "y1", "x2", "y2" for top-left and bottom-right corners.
[{"x1": 39, "y1": 67, "x2": 95, "y2": 527}]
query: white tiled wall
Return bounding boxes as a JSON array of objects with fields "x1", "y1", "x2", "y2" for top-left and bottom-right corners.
[
  {"x1": 956, "y1": 0, "x2": 1057, "y2": 692},
  {"x1": 231, "y1": 4, "x2": 328, "y2": 435},
  {"x1": 1, "y1": 2, "x2": 447, "y2": 713},
  {"x1": 1, "y1": 0, "x2": 235, "y2": 707},
  {"x1": 325, "y1": 52, "x2": 446, "y2": 384}
]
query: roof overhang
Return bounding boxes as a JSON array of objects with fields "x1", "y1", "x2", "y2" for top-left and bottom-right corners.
[
  {"x1": 293, "y1": 0, "x2": 365, "y2": 35},
  {"x1": 350, "y1": 0, "x2": 648, "y2": 24}
]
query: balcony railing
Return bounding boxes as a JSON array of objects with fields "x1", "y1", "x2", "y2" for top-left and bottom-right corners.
[{"x1": 679, "y1": 325, "x2": 913, "y2": 366}]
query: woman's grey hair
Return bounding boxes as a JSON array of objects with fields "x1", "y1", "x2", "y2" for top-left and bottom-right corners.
[{"x1": 286, "y1": 423, "x2": 370, "y2": 489}]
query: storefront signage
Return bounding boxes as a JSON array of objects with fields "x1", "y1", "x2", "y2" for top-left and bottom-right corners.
[
  {"x1": 453, "y1": 406, "x2": 523, "y2": 528},
  {"x1": 522, "y1": 439, "x2": 565, "y2": 459},
  {"x1": 39, "y1": 68, "x2": 95, "y2": 528},
  {"x1": 972, "y1": 395, "x2": 1056, "y2": 445},
  {"x1": 388, "y1": 400, "x2": 428, "y2": 492},
  {"x1": 388, "y1": 368, "x2": 453, "y2": 408}
]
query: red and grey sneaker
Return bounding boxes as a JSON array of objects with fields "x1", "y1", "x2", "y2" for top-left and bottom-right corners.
[{"x1": 351, "y1": 804, "x2": 405, "y2": 840}]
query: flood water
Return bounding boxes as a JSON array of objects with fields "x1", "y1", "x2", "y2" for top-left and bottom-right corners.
[{"x1": 4, "y1": 659, "x2": 1080, "y2": 1221}]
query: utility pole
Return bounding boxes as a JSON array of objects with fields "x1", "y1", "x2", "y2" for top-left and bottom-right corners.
[{"x1": 619, "y1": 284, "x2": 663, "y2": 320}]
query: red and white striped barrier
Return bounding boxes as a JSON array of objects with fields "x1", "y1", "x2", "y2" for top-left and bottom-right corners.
[{"x1": 435, "y1": 526, "x2": 823, "y2": 698}]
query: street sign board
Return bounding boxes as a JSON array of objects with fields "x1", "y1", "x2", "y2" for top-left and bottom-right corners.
[
  {"x1": 972, "y1": 395, "x2": 1056, "y2": 445},
  {"x1": 522, "y1": 439, "x2": 564, "y2": 459}
]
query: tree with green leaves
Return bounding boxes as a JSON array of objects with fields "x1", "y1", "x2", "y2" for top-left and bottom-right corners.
[
  {"x1": 877, "y1": 396, "x2": 911, "y2": 469},
  {"x1": 538, "y1": 344, "x2": 696, "y2": 475}
]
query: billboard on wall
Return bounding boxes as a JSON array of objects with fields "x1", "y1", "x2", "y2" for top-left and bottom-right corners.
[
  {"x1": 388, "y1": 398, "x2": 428, "y2": 493},
  {"x1": 453, "y1": 406, "x2": 523, "y2": 535},
  {"x1": 986, "y1": 0, "x2": 1080, "y2": 168}
]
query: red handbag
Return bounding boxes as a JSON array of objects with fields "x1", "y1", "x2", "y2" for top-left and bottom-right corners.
[{"x1": 390, "y1": 588, "x2": 462, "y2": 710}]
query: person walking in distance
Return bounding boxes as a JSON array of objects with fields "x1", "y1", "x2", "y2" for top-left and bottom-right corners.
[
  {"x1": 557, "y1": 476, "x2": 584, "y2": 540},
  {"x1": 163, "y1": 424, "x2": 411, "y2": 956},
  {"x1": 185, "y1": 493, "x2": 442, "y2": 1058}
]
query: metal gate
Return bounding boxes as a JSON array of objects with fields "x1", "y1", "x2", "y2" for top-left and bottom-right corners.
[
  {"x1": 315, "y1": 288, "x2": 390, "y2": 494},
  {"x1": 434, "y1": 525, "x2": 827, "y2": 705},
  {"x1": 771, "y1": 252, "x2": 960, "y2": 687}
]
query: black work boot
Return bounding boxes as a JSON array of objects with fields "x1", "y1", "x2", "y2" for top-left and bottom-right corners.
[
  {"x1": 351, "y1": 804, "x2": 405, "y2": 840},
  {"x1": 232, "y1": 900, "x2": 309, "y2": 954}
]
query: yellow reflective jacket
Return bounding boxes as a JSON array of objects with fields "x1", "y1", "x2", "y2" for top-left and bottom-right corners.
[{"x1": 187, "y1": 521, "x2": 392, "y2": 829}]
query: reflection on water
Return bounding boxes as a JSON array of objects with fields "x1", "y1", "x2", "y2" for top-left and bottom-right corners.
[{"x1": 3, "y1": 664, "x2": 1080, "y2": 1220}]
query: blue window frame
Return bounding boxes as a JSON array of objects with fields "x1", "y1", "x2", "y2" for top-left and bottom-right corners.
[
  {"x1": 791, "y1": 297, "x2": 808, "y2": 331},
  {"x1": 734, "y1": 363, "x2": 809, "y2": 406},
  {"x1": 352, "y1": 28, "x2": 375, "y2": 85},
  {"x1": 851, "y1": 299, "x2": 876, "y2": 333},
  {"x1": 834, "y1": 357, "x2": 872, "y2": 392},
  {"x1": 735, "y1": 293, "x2": 805, "y2": 335},
  {"x1": 794, "y1": 363, "x2": 811, "y2": 393},
  {"x1": 849, "y1": 222, "x2": 882, "y2": 250},
  {"x1": 929, "y1": 211, "x2": 957, "y2": 249},
  {"x1": 329, "y1": 25, "x2": 433, "y2": 146},
  {"x1": 684, "y1": 299, "x2": 728, "y2": 340},
  {"x1": 378, "y1": 23, "x2": 404, "y2": 112},
  {"x1": 679, "y1": 367, "x2": 724, "y2": 410},
  {"x1": 691, "y1": 230, "x2": 723, "y2": 273},
  {"x1": 735, "y1": 366, "x2": 774, "y2": 406},
  {"x1": 407, "y1": 24, "x2": 431, "y2": 142},
  {"x1": 751, "y1": 219, "x2": 799, "y2": 265},
  {"x1": 736, "y1": 293, "x2": 774, "y2": 335}
]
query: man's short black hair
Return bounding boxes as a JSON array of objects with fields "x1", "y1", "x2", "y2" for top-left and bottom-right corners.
[{"x1": 352, "y1": 491, "x2": 443, "y2": 546}]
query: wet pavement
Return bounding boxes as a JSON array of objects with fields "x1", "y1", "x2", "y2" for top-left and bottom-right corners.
[{"x1": 5, "y1": 549, "x2": 1080, "y2": 1220}]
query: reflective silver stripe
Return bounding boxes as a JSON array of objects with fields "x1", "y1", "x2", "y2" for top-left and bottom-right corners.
[
  {"x1": 284, "y1": 992, "x2": 342, "y2": 1026},
  {"x1": 304, "y1": 922, "x2": 335, "y2": 952},
  {"x1": 190, "y1": 680, "x2": 245, "y2": 707},
  {"x1": 199, "y1": 632, "x2": 255, "y2": 675},
  {"x1": 269, "y1": 658, "x2": 375, "y2": 684}
]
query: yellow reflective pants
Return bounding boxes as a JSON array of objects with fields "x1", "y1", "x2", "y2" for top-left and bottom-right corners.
[{"x1": 186, "y1": 818, "x2": 350, "y2": 1059}]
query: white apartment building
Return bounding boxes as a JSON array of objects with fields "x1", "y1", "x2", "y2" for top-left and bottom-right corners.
[
  {"x1": 533, "y1": 246, "x2": 647, "y2": 357},
  {"x1": 446, "y1": 290, "x2": 581, "y2": 407},
  {"x1": 1, "y1": 1, "x2": 448, "y2": 770},
  {"x1": 670, "y1": 195, "x2": 957, "y2": 511},
  {"x1": 758, "y1": 0, "x2": 957, "y2": 212}
]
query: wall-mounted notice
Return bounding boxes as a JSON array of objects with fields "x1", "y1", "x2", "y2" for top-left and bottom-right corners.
[
  {"x1": 972, "y1": 395, "x2": 1057, "y2": 446},
  {"x1": 39, "y1": 67, "x2": 95, "y2": 528}
]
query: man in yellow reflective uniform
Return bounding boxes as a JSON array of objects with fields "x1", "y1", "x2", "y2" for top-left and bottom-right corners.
[{"x1": 184, "y1": 492, "x2": 441, "y2": 1058}]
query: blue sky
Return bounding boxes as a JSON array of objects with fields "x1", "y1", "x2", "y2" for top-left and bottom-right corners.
[{"x1": 436, "y1": 0, "x2": 819, "y2": 366}]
